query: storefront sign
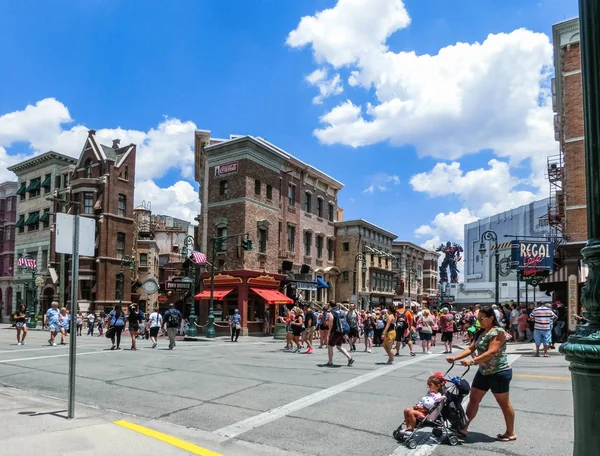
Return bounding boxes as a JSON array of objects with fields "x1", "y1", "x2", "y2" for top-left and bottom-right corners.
[
  {"x1": 511, "y1": 241, "x2": 554, "y2": 271},
  {"x1": 214, "y1": 161, "x2": 238, "y2": 177},
  {"x1": 568, "y1": 274, "x2": 578, "y2": 332},
  {"x1": 291, "y1": 281, "x2": 317, "y2": 291},
  {"x1": 165, "y1": 278, "x2": 191, "y2": 292}
]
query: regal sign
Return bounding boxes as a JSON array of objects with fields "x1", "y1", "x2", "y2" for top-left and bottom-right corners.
[
  {"x1": 511, "y1": 241, "x2": 554, "y2": 272},
  {"x1": 214, "y1": 161, "x2": 238, "y2": 177}
]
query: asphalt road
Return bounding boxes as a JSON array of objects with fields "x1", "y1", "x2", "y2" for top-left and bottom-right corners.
[{"x1": 0, "y1": 327, "x2": 574, "y2": 456}]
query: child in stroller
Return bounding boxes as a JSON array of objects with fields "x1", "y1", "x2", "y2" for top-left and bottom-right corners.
[{"x1": 393, "y1": 364, "x2": 471, "y2": 449}]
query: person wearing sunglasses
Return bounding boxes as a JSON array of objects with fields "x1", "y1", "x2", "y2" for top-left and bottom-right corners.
[{"x1": 447, "y1": 306, "x2": 515, "y2": 443}]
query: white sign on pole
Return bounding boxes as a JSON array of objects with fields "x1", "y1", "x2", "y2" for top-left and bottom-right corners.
[{"x1": 55, "y1": 213, "x2": 96, "y2": 256}]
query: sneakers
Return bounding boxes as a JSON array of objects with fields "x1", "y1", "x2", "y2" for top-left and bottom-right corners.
[
  {"x1": 348, "y1": 358, "x2": 355, "y2": 366},
  {"x1": 48, "y1": 339, "x2": 53, "y2": 346},
  {"x1": 410, "y1": 352, "x2": 416, "y2": 356},
  {"x1": 294, "y1": 348, "x2": 301, "y2": 353},
  {"x1": 367, "y1": 349, "x2": 372, "y2": 353},
  {"x1": 152, "y1": 342, "x2": 157, "y2": 349},
  {"x1": 427, "y1": 350, "x2": 433, "y2": 354},
  {"x1": 306, "y1": 347, "x2": 314, "y2": 354},
  {"x1": 53, "y1": 343, "x2": 57, "y2": 347},
  {"x1": 17, "y1": 342, "x2": 21, "y2": 346},
  {"x1": 386, "y1": 360, "x2": 394, "y2": 365},
  {"x1": 21, "y1": 342, "x2": 26, "y2": 346}
]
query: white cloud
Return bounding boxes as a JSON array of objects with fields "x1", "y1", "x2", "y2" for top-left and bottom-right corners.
[
  {"x1": 135, "y1": 180, "x2": 199, "y2": 222},
  {"x1": 363, "y1": 172, "x2": 400, "y2": 194},
  {"x1": 306, "y1": 68, "x2": 343, "y2": 104},
  {"x1": 0, "y1": 98, "x2": 200, "y2": 223}
]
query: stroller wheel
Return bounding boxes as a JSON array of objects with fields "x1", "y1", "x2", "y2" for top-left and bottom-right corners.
[
  {"x1": 432, "y1": 427, "x2": 443, "y2": 438},
  {"x1": 448, "y1": 435, "x2": 460, "y2": 446},
  {"x1": 406, "y1": 439, "x2": 418, "y2": 449}
]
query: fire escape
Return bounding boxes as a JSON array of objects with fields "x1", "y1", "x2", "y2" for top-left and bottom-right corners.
[{"x1": 546, "y1": 153, "x2": 564, "y2": 238}]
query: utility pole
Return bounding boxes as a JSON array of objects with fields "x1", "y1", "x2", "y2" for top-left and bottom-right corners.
[{"x1": 560, "y1": 2, "x2": 600, "y2": 455}]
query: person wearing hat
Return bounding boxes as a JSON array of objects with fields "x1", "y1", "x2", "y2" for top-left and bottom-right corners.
[
  {"x1": 230, "y1": 309, "x2": 242, "y2": 342},
  {"x1": 127, "y1": 304, "x2": 144, "y2": 351},
  {"x1": 439, "y1": 307, "x2": 455, "y2": 354},
  {"x1": 162, "y1": 303, "x2": 182, "y2": 350}
]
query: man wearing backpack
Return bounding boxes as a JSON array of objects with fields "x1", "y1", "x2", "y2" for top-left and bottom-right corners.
[
  {"x1": 394, "y1": 303, "x2": 414, "y2": 357},
  {"x1": 326, "y1": 302, "x2": 354, "y2": 367},
  {"x1": 162, "y1": 303, "x2": 182, "y2": 350},
  {"x1": 345, "y1": 303, "x2": 360, "y2": 352}
]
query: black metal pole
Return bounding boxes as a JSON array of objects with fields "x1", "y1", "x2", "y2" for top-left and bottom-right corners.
[
  {"x1": 207, "y1": 237, "x2": 217, "y2": 338},
  {"x1": 495, "y1": 250, "x2": 500, "y2": 306},
  {"x1": 517, "y1": 272, "x2": 521, "y2": 307}
]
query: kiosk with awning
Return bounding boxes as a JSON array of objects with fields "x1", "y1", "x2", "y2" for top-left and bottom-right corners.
[{"x1": 196, "y1": 270, "x2": 288, "y2": 336}]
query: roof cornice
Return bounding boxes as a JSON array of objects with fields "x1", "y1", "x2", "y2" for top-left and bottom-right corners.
[
  {"x1": 335, "y1": 219, "x2": 397, "y2": 239},
  {"x1": 7, "y1": 151, "x2": 78, "y2": 174}
]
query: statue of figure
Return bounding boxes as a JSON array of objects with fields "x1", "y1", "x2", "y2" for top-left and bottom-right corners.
[{"x1": 436, "y1": 241, "x2": 463, "y2": 283}]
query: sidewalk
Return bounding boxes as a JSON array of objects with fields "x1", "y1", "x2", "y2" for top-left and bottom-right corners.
[{"x1": 0, "y1": 387, "x2": 299, "y2": 456}]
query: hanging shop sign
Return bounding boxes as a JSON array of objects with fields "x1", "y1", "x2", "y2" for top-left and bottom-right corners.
[
  {"x1": 165, "y1": 277, "x2": 192, "y2": 292},
  {"x1": 511, "y1": 241, "x2": 554, "y2": 271}
]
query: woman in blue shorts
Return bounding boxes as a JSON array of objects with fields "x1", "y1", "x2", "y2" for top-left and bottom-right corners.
[{"x1": 447, "y1": 306, "x2": 516, "y2": 442}]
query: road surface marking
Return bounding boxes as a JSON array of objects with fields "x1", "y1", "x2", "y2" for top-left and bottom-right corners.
[
  {"x1": 0, "y1": 349, "x2": 124, "y2": 364},
  {"x1": 114, "y1": 420, "x2": 222, "y2": 456},
  {"x1": 514, "y1": 374, "x2": 570, "y2": 381},
  {"x1": 0, "y1": 345, "x2": 95, "y2": 354},
  {"x1": 389, "y1": 354, "x2": 521, "y2": 456},
  {"x1": 215, "y1": 354, "x2": 441, "y2": 439}
]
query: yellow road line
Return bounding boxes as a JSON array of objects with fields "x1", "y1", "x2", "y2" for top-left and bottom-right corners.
[
  {"x1": 114, "y1": 420, "x2": 222, "y2": 456},
  {"x1": 514, "y1": 374, "x2": 571, "y2": 381}
]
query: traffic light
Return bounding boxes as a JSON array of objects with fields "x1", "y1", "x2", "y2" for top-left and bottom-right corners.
[{"x1": 242, "y1": 239, "x2": 253, "y2": 251}]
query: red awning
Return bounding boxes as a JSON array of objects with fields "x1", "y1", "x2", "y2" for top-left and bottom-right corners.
[
  {"x1": 251, "y1": 287, "x2": 293, "y2": 305},
  {"x1": 195, "y1": 288, "x2": 233, "y2": 301}
]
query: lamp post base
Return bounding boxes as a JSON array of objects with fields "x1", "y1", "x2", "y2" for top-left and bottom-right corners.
[
  {"x1": 206, "y1": 312, "x2": 216, "y2": 338},
  {"x1": 187, "y1": 312, "x2": 197, "y2": 337}
]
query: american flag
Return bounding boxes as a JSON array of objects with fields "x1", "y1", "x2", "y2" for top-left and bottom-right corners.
[
  {"x1": 190, "y1": 250, "x2": 207, "y2": 264},
  {"x1": 18, "y1": 256, "x2": 37, "y2": 269}
]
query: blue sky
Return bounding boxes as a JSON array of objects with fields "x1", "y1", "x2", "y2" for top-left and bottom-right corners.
[{"x1": 0, "y1": 0, "x2": 579, "y2": 249}]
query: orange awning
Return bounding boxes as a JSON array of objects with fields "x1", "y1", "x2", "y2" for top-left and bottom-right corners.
[
  {"x1": 251, "y1": 288, "x2": 293, "y2": 305},
  {"x1": 195, "y1": 288, "x2": 233, "y2": 301}
]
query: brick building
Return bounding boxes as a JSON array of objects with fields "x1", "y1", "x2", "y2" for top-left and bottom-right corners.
[
  {"x1": 132, "y1": 203, "x2": 160, "y2": 314},
  {"x1": 8, "y1": 152, "x2": 78, "y2": 317},
  {"x1": 392, "y1": 241, "x2": 439, "y2": 307},
  {"x1": 195, "y1": 131, "x2": 343, "y2": 334},
  {"x1": 0, "y1": 182, "x2": 17, "y2": 322},
  {"x1": 542, "y1": 18, "x2": 588, "y2": 313},
  {"x1": 334, "y1": 219, "x2": 397, "y2": 310},
  {"x1": 49, "y1": 130, "x2": 137, "y2": 313}
]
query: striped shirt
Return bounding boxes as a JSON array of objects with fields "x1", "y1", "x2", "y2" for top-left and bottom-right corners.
[{"x1": 531, "y1": 306, "x2": 557, "y2": 331}]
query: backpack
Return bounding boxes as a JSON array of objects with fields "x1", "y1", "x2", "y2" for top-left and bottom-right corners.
[
  {"x1": 346, "y1": 310, "x2": 359, "y2": 329},
  {"x1": 166, "y1": 310, "x2": 180, "y2": 328},
  {"x1": 333, "y1": 310, "x2": 350, "y2": 334},
  {"x1": 396, "y1": 311, "x2": 408, "y2": 334}
]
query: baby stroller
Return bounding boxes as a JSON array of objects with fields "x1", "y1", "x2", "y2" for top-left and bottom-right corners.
[{"x1": 393, "y1": 364, "x2": 471, "y2": 449}]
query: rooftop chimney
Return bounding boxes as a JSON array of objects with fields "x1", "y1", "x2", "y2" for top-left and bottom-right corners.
[
  {"x1": 112, "y1": 139, "x2": 121, "y2": 149},
  {"x1": 88, "y1": 129, "x2": 96, "y2": 136}
]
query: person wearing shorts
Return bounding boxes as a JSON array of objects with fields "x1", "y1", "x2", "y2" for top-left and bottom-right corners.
[
  {"x1": 447, "y1": 306, "x2": 515, "y2": 442},
  {"x1": 45, "y1": 301, "x2": 61, "y2": 346},
  {"x1": 147, "y1": 307, "x2": 162, "y2": 348},
  {"x1": 326, "y1": 303, "x2": 354, "y2": 367},
  {"x1": 439, "y1": 308, "x2": 455, "y2": 354},
  {"x1": 13, "y1": 305, "x2": 28, "y2": 345}
]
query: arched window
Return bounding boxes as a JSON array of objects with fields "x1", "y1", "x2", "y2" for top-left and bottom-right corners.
[{"x1": 84, "y1": 159, "x2": 92, "y2": 178}]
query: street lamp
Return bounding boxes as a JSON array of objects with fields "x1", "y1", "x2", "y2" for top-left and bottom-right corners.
[
  {"x1": 352, "y1": 252, "x2": 367, "y2": 305},
  {"x1": 559, "y1": 3, "x2": 600, "y2": 455},
  {"x1": 18, "y1": 255, "x2": 39, "y2": 328},
  {"x1": 181, "y1": 235, "x2": 197, "y2": 337},
  {"x1": 119, "y1": 256, "x2": 134, "y2": 308},
  {"x1": 479, "y1": 230, "x2": 499, "y2": 306}
]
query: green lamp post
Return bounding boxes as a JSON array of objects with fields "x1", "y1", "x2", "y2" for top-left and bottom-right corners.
[
  {"x1": 559, "y1": 2, "x2": 600, "y2": 455},
  {"x1": 181, "y1": 235, "x2": 197, "y2": 337},
  {"x1": 19, "y1": 256, "x2": 38, "y2": 329}
]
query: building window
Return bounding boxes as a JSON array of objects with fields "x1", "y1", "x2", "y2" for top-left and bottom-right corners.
[
  {"x1": 327, "y1": 239, "x2": 334, "y2": 261},
  {"x1": 81, "y1": 281, "x2": 92, "y2": 300},
  {"x1": 19, "y1": 182, "x2": 26, "y2": 201},
  {"x1": 288, "y1": 184, "x2": 295, "y2": 206},
  {"x1": 42, "y1": 208, "x2": 50, "y2": 229},
  {"x1": 42, "y1": 173, "x2": 52, "y2": 193},
  {"x1": 84, "y1": 192, "x2": 94, "y2": 215},
  {"x1": 27, "y1": 211, "x2": 40, "y2": 232},
  {"x1": 6, "y1": 226, "x2": 11, "y2": 240},
  {"x1": 28, "y1": 177, "x2": 41, "y2": 198},
  {"x1": 219, "y1": 180, "x2": 228, "y2": 196},
  {"x1": 316, "y1": 236, "x2": 323, "y2": 259},
  {"x1": 115, "y1": 273, "x2": 123, "y2": 300},
  {"x1": 328, "y1": 203, "x2": 334, "y2": 222},
  {"x1": 317, "y1": 198, "x2": 323, "y2": 218},
  {"x1": 84, "y1": 158, "x2": 92, "y2": 178},
  {"x1": 139, "y1": 253, "x2": 148, "y2": 267},
  {"x1": 117, "y1": 232, "x2": 125, "y2": 259},
  {"x1": 41, "y1": 250, "x2": 48, "y2": 270},
  {"x1": 304, "y1": 231, "x2": 312, "y2": 257},
  {"x1": 255, "y1": 179, "x2": 261, "y2": 195},
  {"x1": 63, "y1": 173, "x2": 69, "y2": 188},
  {"x1": 6, "y1": 197, "x2": 11, "y2": 211},
  {"x1": 217, "y1": 227, "x2": 227, "y2": 251},
  {"x1": 266, "y1": 185, "x2": 272, "y2": 200},
  {"x1": 342, "y1": 271, "x2": 349, "y2": 282},
  {"x1": 17, "y1": 214, "x2": 25, "y2": 233},
  {"x1": 305, "y1": 192, "x2": 312, "y2": 213},
  {"x1": 118, "y1": 194, "x2": 126, "y2": 217},
  {"x1": 258, "y1": 228, "x2": 267, "y2": 253},
  {"x1": 343, "y1": 242, "x2": 350, "y2": 252},
  {"x1": 287, "y1": 224, "x2": 295, "y2": 251}
]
